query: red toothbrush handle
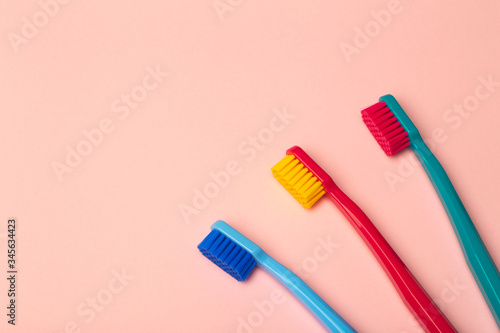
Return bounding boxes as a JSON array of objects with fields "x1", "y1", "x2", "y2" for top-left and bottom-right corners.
[{"x1": 326, "y1": 187, "x2": 457, "y2": 333}]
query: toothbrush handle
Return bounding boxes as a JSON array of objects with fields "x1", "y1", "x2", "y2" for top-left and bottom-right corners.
[
  {"x1": 413, "y1": 142, "x2": 500, "y2": 327},
  {"x1": 258, "y1": 255, "x2": 357, "y2": 333},
  {"x1": 326, "y1": 188, "x2": 457, "y2": 333}
]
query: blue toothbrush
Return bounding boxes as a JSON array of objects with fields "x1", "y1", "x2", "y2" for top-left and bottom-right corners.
[{"x1": 198, "y1": 220, "x2": 357, "y2": 333}]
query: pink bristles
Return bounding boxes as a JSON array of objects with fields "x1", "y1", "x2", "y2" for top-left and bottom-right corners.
[{"x1": 361, "y1": 102, "x2": 410, "y2": 156}]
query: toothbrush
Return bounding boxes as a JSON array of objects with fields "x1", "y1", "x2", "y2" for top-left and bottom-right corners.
[
  {"x1": 198, "y1": 220, "x2": 357, "y2": 333},
  {"x1": 272, "y1": 146, "x2": 457, "y2": 333},
  {"x1": 361, "y1": 94, "x2": 500, "y2": 328}
]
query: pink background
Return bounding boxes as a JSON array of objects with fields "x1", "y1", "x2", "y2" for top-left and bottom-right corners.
[{"x1": 1, "y1": 0, "x2": 500, "y2": 332}]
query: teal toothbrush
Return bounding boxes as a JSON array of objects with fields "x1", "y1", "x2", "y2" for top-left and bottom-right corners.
[{"x1": 361, "y1": 94, "x2": 500, "y2": 328}]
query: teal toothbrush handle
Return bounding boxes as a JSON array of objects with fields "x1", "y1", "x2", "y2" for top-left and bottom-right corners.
[
  {"x1": 256, "y1": 253, "x2": 356, "y2": 333},
  {"x1": 412, "y1": 140, "x2": 500, "y2": 327}
]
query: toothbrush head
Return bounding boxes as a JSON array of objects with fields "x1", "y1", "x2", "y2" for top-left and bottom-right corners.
[
  {"x1": 198, "y1": 221, "x2": 258, "y2": 281},
  {"x1": 271, "y1": 146, "x2": 334, "y2": 208},
  {"x1": 361, "y1": 94, "x2": 418, "y2": 156}
]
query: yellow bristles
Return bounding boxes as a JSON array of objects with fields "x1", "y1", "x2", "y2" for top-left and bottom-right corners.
[{"x1": 271, "y1": 155, "x2": 325, "y2": 208}]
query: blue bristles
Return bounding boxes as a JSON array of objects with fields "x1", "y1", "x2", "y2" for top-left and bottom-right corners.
[{"x1": 198, "y1": 229, "x2": 257, "y2": 281}]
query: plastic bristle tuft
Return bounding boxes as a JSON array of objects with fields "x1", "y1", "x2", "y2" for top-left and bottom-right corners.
[
  {"x1": 272, "y1": 155, "x2": 325, "y2": 208},
  {"x1": 198, "y1": 229, "x2": 257, "y2": 281},
  {"x1": 361, "y1": 102, "x2": 410, "y2": 156}
]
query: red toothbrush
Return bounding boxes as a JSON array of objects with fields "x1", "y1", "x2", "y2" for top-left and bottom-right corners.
[{"x1": 272, "y1": 146, "x2": 457, "y2": 333}]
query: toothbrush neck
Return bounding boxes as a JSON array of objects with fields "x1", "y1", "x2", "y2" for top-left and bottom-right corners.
[
  {"x1": 410, "y1": 138, "x2": 434, "y2": 162},
  {"x1": 324, "y1": 182, "x2": 342, "y2": 200},
  {"x1": 407, "y1": 128, "x2": 424, "y2": 147},
  {"x1": 324, "y1": 185, "x2": 373, "y2": 235}
]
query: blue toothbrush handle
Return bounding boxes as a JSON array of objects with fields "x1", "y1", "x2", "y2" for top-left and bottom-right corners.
[
  {"x1": 413, "y1": 142, "x2": 500, "y2": 326},
  {"x1": 256, "y1": 253, "x2": 357, "y2": 333}
]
